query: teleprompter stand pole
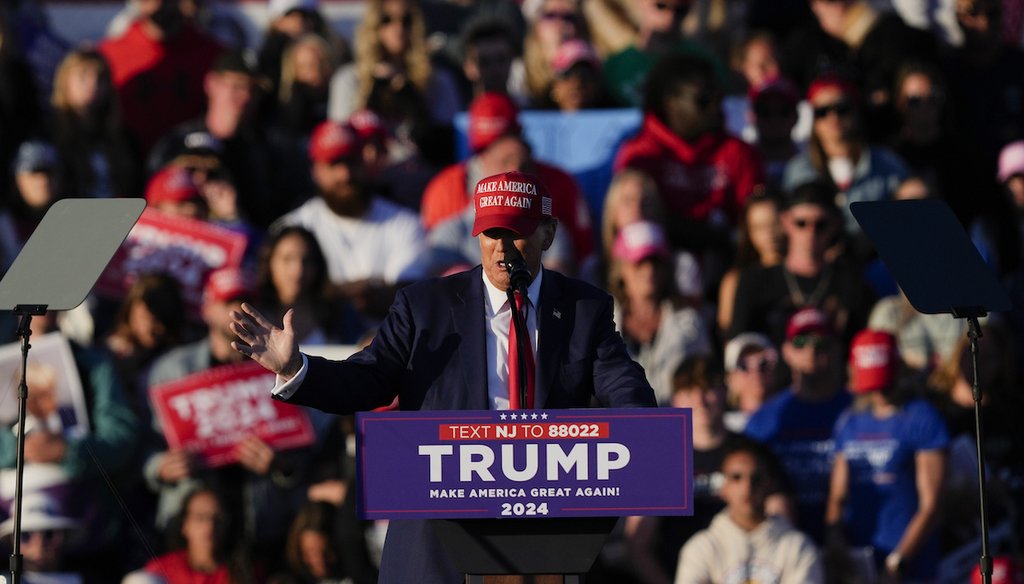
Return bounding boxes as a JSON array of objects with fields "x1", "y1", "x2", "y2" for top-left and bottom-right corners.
[{"x1": 10, "y1": 304, "x2": 46, "y2": 584}]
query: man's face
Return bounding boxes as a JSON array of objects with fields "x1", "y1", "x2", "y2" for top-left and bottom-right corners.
[
  {"x1": 782, "y1": 331, "x2": 837, "y2": 377},
  {"x1": 465, "y1": 38, "x2": 514, "y2": 94},
  {"x1": 478, "y1": 224, "x2": 556, "y2": 290},
  {"x1": 203, "y1": 298, "x2": 244, "y2": 344},
  {"x1": 312, "y1": 158, "x2": 366, "y2": 215},
  {"x1": 478, "y1": 135, "x2": 530, "y2": 177},
  {"x1": 205, "y1": 71, "x2": 255, "y2": 118},
  {"x1": 781, "y1": 203, "x2": 835, "y2": 256},
  {"x1": 663, "y1": 78, "x2": 721, "y2": 141},
  {"x1": 670, "y1": 384, "x2": 725, "y2": 429},
  {"x1": 811, "y1": 0, "x2": 852, "y2": 38}
]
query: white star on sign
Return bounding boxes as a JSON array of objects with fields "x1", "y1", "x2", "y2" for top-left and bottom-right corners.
[
  {"x1": 500, "y1": 413, "x2": 507, "y2": 420},
  {"x1": 531, "y1": 413, "x2": 539, "y2": 420},
  {"x1": 541, "y1": 413, "x2": 549, "y2": 420}
]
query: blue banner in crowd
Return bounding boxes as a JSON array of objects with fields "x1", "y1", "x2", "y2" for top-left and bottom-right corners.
[
  {"x1": 356, "y1": 408, "x2": 693, "y2": 520},
  {"x1": 455, "y1": 109, "x2": 643, "y2": 221}
]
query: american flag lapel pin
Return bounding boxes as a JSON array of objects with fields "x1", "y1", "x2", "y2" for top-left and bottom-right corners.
[{"x1": 553, "y1": 308, "x2": 562, "y2": 319}]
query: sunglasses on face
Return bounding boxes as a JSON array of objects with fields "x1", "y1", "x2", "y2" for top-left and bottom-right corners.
[
  {"x1": 541, "y1": 10, "x2": 578, "y2": 24},
  {"x1": 812, "y1": 100, "x2": 853, "y2": 120},
  {"x1": 790, "y1": 334, "x2": 832, "y2": 349},
  {"x1": 20, "y1": 529, "x2": 57, "y2": 545},
  {"x1": 380, "y1": 13, "x2": 412, "y2": 27},
  {"x1": 738, "y1": 353, "x2": 777, "y2": 373},
  {"x1": 792, "y1": 217, "x2": 828, "y2": 231}
]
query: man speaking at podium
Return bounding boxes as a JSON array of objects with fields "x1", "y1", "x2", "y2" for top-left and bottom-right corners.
[{"x1": 230, "y1": 170, "x2": 657, "y2": 583}]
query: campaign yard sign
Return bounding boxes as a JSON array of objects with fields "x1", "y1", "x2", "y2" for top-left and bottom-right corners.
[
  {"x1": 151, "y1": 362, "x2": 315, "y2": 468},
  {"x1": 94, "y1": 208, "x2": 247, "y2": 313},
  {"x1": 356, "y1": 408, "x2": 693, "y2": 519}
]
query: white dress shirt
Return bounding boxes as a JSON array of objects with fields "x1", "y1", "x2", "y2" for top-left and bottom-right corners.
[{"x1": 272, "y1": 267, "x2": 543, "y2": 409}]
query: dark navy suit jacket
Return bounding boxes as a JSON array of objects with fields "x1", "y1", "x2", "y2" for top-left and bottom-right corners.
[{"x1": 282, "y1": 265, "x2": 656, "y2": 582}]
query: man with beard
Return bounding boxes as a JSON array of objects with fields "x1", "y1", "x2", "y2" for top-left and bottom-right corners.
[
  {"x1": 275, "y1": 120, "x2": 427, "y2": 319},
  {"x1": 98, "y1": 0, "x2": 222, "y2": 154}
]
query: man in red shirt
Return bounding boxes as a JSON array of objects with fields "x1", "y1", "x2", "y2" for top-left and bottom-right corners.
[
  {"x1": 420, "y1": 92, "x2": 594, "y2": 269},
  {"x1": 615, "y1": 53, "x2": 764, "y2": 257},
  {"x1": 99, "y1": 0, "x2": 222, "y2": 154}
]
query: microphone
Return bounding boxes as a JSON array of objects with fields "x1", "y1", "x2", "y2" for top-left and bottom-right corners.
[{"x1": 501, "y1": 240, "x2": 532, "y2": 292}]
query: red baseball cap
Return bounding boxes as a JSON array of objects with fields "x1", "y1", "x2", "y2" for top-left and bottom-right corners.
[
  {"x1": 807, "y1": 73, "x2": 859, "y2": 103},
  {"x1": 468, "y1": 92, "x2": 521, "y2": 153},
  {"x1": 848, "y1": 329, "x2": 898, "y2": 394},
  {"x1": 145, "y1": 166, "x2": 201, "y2": 205},
  {"x1": 309, "y1": 120, "x2": 361, "y2": 163},
  {"x1": 785, "y1": 307, "x2": 834, "y2": 341},
  {"x1": 471, "y1": 171, "x2": 553, "y2": 237},
  {"x1": 552, "y1": 39, "x2": 600, "y2": 77},
  {"x1": 203, "y1": 267, "x2": 255, "y2": 304},
  {"x1": 347, "y1": 109, "x2": 388, "y2": 147}
]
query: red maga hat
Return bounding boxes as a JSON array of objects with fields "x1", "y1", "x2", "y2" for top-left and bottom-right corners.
[
  {"x1": 848, "y1": 329, "x2": 899, "y2": 394},
  {"x1": 468, "y1": 92, "x2": 521, "y2": 153},
  {"x1": 471, "y1": 171, "x2": 553, "y2": 237},
  {"x1": 145, "y1": 166, "x2": 201, "y2": 205},
  {"x1": 309, "y1": 120, "x2": 360, "y2": 163}
]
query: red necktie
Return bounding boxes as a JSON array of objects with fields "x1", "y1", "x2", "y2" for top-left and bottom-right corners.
[{"x1": 508, "y1": 291, "x2": 535, "y2": 409}]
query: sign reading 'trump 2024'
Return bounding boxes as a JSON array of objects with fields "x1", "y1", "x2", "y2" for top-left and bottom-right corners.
[{"x1": 356, "y1": 408, "x2": 693, "y2": 519}]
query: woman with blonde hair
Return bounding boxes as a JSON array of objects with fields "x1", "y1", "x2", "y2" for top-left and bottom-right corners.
[
  {"x1": 276, "y1": 33, "x2": 336, "y2": 137},
  {"x1": 48, "y1": 48, "x2": 141, "y2": 200},
  {"x1": 327, "y1": 0, "x2": 460, "y2": 159}
]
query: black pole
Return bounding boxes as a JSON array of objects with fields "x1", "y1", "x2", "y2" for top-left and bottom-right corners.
[
  {"x1": 966, "y1": 316, "x2": 993, "y2": 584},
  {"x1": 10, "y1": 304, "x2": 45, "y2": 584}
]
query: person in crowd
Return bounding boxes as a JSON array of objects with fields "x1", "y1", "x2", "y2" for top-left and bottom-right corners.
[
  {"x1": 748, "y1": 79, "x2": 802, "y2": 191},
  {"x1": 0, "y1": 311, "x2": 139, "y2": 579},
  {"x1": 928, "y1": 322, "x2": 1024, "y2": 580},
  {"x1": 255, "y1": 225, "x2": 367, "y2": 346},
  {"x1": 540, "y1": 38, "x2": 611, "y2": 111},
  {"x1": 420, "y1": 92, "x2": 594, "y2": 268},
  {"x1": 327, "y1": 0, "x2": 461, "y2": 162},
  {"x1": 521, "y1": 0, "x2": 589, "y2": 106},
  {"x1": 608, "y1": 221, "x2": 711, "y2": 405},
  {"x1": 270, "y1": 501, "x2": 348, "y2": 584},
  {"x1": 825, "y1": 329, "x2": 948, "y2": 583},
  {"x1": 727, "y1": 181, "x2": 874, "y2": 346},
  {"x1": 229, "y1": 170, "x2": 657, "y2": 583},
  {"x1": 675, "y1": 439, "x2": 824, "y2": 584},
  {"x1": 731, "y1": 31, "x2": 782, "y2": 92},
  {"x1": 627, "y1": 357, "x2": 747, "y2": 584},
  {"x1": 275, "y1": 33, "x2": 335, "y2": 139},
  {"x1": 886, "y1": 61, "x2": 985, "y2": 224},
  {"x1": 274, "y1": 120, "x2": 426, "y2": 320},
  {"x1": 600, "y1": 0, "x2": 724, "y2": 108},
  {"x1": 460, "y1": 18, "x2": 526, "y2": 105},
  {"x1": 0, "y1": 491, "x2": 82, "y2": 576},
  {"x1": 722, "y1": 332, "x2": 780, "y2": 432},
  {"x1": 744, "y1": 307, "x2": 852, "y2": 545},
  {"x1": 947, "y1": 0, "x2": 1024, "y2": 169},
  {"x1": 782, "y1": 73, "x2": 909, "y2": 243},
  {"x1": 0, "y1": 11, "x2": 42, "y2": 191},
  {"x1": 106, "y1": 272, "x2": 188, "y2": 417},
  {"x1": 258, "y1": 0, "x2": 338, "y2": 117},
  {"x1": 147, "y1": 50, "x2": 280, "y2": 228},
  {"x1": 98, "y1": 0, "x2": 223, "y2": 154},
  {"x1": 140, "y1": 485, "x2": 261, "y2": 583},
  {"x1": 614, "y1": 52, "x2": 764, "y2": 294},
  {"x1": 717, "y1": 191, "x2": 782, "y2": 334},
  {"x1": 144, "y1": 268, "x2": 332, "y2": 569},
  {"x1": 47, "y1": 48, "x2": 141, "y2": 200},
  {"x1": 866, "y1": 290, "x2": 966, "y2": 377},
  {"x1": 0, "y1": 140, "x2": 63, "y2": 270}
]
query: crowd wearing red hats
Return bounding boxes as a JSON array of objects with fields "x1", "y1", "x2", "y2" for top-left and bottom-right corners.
[{"x1": 0, "y1": 0, "x2": 1023, "y2": 583}]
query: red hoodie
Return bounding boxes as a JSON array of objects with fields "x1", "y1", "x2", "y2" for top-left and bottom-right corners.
[{"x1": 614, "y1": 113, "x2": 764, "y2": 226}]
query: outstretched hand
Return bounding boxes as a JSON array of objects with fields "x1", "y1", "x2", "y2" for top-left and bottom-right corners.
[{"x1": 230, "y1": 303, "x2": 303, "y2": 379}]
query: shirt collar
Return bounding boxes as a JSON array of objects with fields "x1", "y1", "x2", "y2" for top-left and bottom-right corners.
[{"x1": 482, "y1": 265, "x2": 543, "y2": 314}]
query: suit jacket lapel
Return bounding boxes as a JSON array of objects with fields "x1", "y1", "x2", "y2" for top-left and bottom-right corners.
[
  {"x1": 537, "y1": 270, "x2": 567, "y2": 408},
  {"x1": 452, "y1": 266, "x2": 489, "y2": 410}
]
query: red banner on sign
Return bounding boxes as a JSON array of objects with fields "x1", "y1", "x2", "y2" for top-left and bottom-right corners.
[
  {"x1": 151, "y1": 362, "x2": 315, "y2": 468},
  {"x1": 94, "y1": 208, "x2": 247, "y2": 313}
]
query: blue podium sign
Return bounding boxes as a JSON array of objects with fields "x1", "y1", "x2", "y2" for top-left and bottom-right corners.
[{"x1": 355, "y1": 408, "x2": 692, "y2": 520}]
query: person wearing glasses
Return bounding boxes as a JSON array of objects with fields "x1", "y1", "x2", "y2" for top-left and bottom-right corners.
[
  {"x1": 743, "y1": 307, "x2": 853, "y2": 546},
  {"x1": 674, "y1": 439, "x2": 824, "y2": 584},
  {"x1": 781, "y1": 74, "x2": 908, "y2": 244},
  {"x1": 722, "y1": 332, "x2": 780, "y2": 432},
  {"x1": 727, "y1": 181, "x2": 875, "y2": 347}
]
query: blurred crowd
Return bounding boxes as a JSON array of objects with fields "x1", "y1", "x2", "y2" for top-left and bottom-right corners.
[{"x1": 0, "y1": 0, "x2": 1023, "y2": 582}]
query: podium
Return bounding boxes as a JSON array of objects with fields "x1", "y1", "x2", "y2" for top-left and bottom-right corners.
[{"x1": 356, "y1": 408, "x2": 694, "y2": 583}]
